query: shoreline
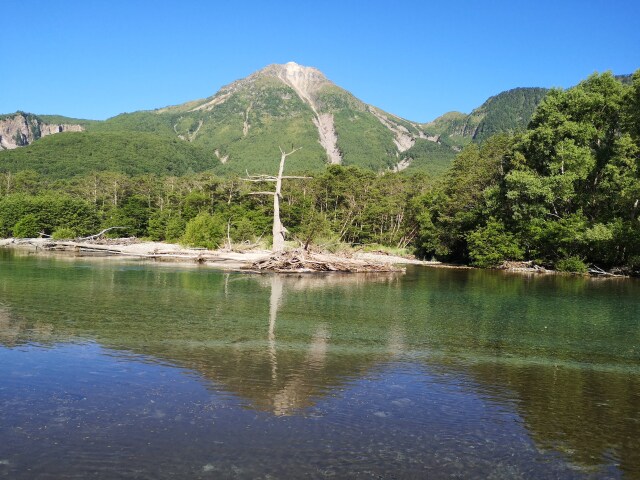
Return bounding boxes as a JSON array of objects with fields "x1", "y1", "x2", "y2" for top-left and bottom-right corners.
[
  {"x1": 0, "y1": 238, "x2": 435, "y2": 272},
  {"x1": 1, "y1": 238, "x2": 630, "y2": 279}
]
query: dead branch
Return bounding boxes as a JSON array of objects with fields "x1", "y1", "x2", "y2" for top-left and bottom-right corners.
[
  {"x1": 79, "y1": 227, "x2": 126, "y2": 241},
  {"x1": 243, "y1": 177, "x2": 277, "y2": 182}
]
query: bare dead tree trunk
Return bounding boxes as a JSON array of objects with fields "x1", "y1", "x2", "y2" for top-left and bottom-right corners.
[
  {"x1": 271, "y1": 148, "x2": 289, "y2": 252},
  {"x1": 244, "y1": 147, "x2": 307, "y2": 252}
]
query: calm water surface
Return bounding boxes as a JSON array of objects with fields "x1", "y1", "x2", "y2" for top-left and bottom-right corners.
[{"x1": 0, "y1": 249, "x2": 639, "y2": 479}]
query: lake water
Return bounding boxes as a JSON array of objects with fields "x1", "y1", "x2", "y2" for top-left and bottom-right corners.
[{"x1": 0, "y1": 249, "x2": 639, "y2": 479}]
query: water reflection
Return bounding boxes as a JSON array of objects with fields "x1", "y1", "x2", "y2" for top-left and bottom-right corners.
[
  {"x1": 455, "y1": 361, "x2": 640, "y2": 476},
  {"x1": 267, "y1": 275, "x2": 330, "y2": 415},
  {"x1": 1, "y1": 252, "x2": 640, "y2": 477}
]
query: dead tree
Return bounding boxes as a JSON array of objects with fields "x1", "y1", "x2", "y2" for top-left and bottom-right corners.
[{"x1": 244, "y1": 147, "x2": 309, "y2": 252}]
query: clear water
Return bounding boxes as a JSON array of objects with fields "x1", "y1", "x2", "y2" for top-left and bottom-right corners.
[{"x1": 0, "y1": 249, "x2": 639, "y2": 479}]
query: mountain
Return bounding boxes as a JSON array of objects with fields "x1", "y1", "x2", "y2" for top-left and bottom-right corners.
[
  {"x1": 94, "y1": 62, "x2": 451, "y2": 174},
  {"x1": 423, "y1": 87, "x2": 549, "y2": 148},
  {"x1": 4, "y1": 63, "x2": 626, "y2": 179},
  {"x1": 1, "y1": 62, "x2": 460, "y2": 177}
]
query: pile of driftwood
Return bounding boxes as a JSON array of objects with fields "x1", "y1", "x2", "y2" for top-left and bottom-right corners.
[
  {"x1": 246, "y1": 249, "x2": 403, "y2": 273},
  {"x1": 500, "y1": 261, "x2": 547, "y2": 273}
]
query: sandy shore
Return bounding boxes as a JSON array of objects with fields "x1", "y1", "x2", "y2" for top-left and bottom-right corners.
[{"x1": 0, "y1": 238, "x2": 435, "y2": 271}]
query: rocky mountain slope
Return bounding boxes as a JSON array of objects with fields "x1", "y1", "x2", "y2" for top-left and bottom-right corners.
[{"x1": 0, "y1": 112, "x2": 85, "y2": 150}]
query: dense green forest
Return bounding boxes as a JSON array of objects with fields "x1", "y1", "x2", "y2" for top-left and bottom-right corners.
[
  {"x1": 0, "y1": 131, "x2": 217, "y2": 178},
  {"x1": 1, "y1": 70, "x2": 639, "y2": 274}
]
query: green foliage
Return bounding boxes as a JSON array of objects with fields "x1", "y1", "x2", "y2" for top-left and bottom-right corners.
[
  {"x1": 165, "y1": 217, "x2": 186, "y2": 242},
  {"x1": 2, "y1": 69, "x2": 639, "y2": 273},
  {"x1": 401, "y1": 139, "x2": 457, "y2": 176},
  {"x1": 424, "y1": 88, "x2": 549, "y2": 146},
  {"x1": 292, "y1": 209, "x2": 332, "y2": 249},
  {"x1": 0, "y1": 194, "x2": 99, "y2": 238},
  {"x1": 12, "y1": 214, "x2": 40, "y2": 238},
  {"x1": 181, "y1": 212, "x2": 226, "y2": 249},
  {"x1": 51, "y1": 227, "x2": 76, "y2": 240},
  {"x1": 472, "y1": 88, "x2": 549, "y2": 142},
  {"x1": 118, "y1": 195, "x2": 151, "y2": 237},
  {"x1": 466, "y1": 219, "x2": 524, "y2": 267},
  {"x1": 421, "y1": 69, "x2": 640, "y2": 272},
  {"x1": 0, "y1": 131, "x2": 215, "y2": 179},
  {"x1": 555, "y1": 256, "x2": 588, "y2": 274},
  {"x1": 231, "y1": 217, "x2": 258, "y2": 243}
]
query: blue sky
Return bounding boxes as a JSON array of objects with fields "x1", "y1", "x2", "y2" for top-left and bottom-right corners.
[{"x1": 2, "y1": 0, "x2": 639, "y2": 122}]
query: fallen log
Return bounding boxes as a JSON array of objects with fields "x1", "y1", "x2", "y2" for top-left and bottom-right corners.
[
  {"x1": 588, "y1": 265, "x2": 624, "y2": 277},
  {"x1": 78, "y1": 227, "x2": 126, "y2": 241}
]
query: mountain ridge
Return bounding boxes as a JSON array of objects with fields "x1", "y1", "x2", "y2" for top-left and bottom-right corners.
[{"x1": 1, "y1": 63, "x2": 632, "y2": 178}]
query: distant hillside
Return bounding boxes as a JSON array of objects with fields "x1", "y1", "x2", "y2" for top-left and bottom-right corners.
[
  {"x1": 423, "y1": 87, "x2": 549, "y2": 148},
  {"x1": 0, "y1": 131, "x2": 216, "y2": 179}
]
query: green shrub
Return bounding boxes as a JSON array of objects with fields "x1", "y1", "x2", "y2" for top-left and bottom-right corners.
[
  {"x1": 12, "y1": 214, "x2": 41, "y2": 238},
  {"x1": 466, "y1": 219, "x2": 524, "y2": 267},
  {"x1": 555, "y1": 256, "x2": 588, "y2": 274},
  {"x1": 165, "y1": 217, "x2": 186, "y2": 242},
  {"x1": 231, "y1": 217, "x2": 257, "y2": 243},
  {"x1": 181, "y1": 212, "x2": 226, "y2": 249},
  {"x1": 51, "y1": 227, "x2": 76, "y2": 240}
]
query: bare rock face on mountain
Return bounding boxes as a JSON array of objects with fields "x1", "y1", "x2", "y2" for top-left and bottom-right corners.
[{"x1": 0, "y1": 112, "x2": 83, "y2": 150}]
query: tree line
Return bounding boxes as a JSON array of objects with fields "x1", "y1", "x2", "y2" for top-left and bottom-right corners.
[{"x1": 1, "y1": 70, "x2": 639, "y2": 273}]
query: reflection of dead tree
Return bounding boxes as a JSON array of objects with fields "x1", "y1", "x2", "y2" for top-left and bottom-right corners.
[
  {"x1": 244, "y1": 147, "x2": 309, "y2": 252},
  {"x1": 268, "y1": 275, "x2": 283, "y2": 383},
  {"x1": 264, "y1": 275, "x2": 330, "y2": 416}
]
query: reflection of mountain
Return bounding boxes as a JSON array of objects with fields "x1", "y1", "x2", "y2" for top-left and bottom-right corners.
[
  {"x1": 1, "y1": 254, "x2": 640, "y2": 474},
  {"x1": 0, "y1": 267, "x2": 403, "y2": 416}
]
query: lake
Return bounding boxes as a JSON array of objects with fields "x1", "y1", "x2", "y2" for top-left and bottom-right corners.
[{"x1": 0, "y1": 249, "x2": 639, "y2": 479}]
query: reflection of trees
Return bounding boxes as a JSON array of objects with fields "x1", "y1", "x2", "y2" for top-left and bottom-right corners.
[
  {"x1": 453, "y1": 361, "x2": 640, "y2": 476},
  {"x1": 0, "y1": 306, "x2": 21, "y2": 345},
  {"x1": 0, "y1": 305, "x2": 54, "y2": 346},
  {"x1": 198, "y1": 274, "x2": 397, "y2": 416}
]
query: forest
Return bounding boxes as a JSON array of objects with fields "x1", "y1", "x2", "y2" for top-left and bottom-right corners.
[{"x1": 1, "y1": 71, "x2": 639, "y2": 274}]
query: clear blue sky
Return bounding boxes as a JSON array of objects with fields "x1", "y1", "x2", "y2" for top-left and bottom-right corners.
[{"x1": 2, "y1": 0, "x2": 639, "y2": 122}]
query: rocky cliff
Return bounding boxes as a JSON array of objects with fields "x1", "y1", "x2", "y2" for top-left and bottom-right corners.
[{"x1": 0, "y1": 112, "x2": 83, "y2": 150}]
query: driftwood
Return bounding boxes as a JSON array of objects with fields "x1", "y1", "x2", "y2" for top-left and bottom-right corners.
[
  {"x1": 500, "y1": 260, "x2": 547, "y2": 273},
  {"x1": 245, "y1": 249, "x2": 404, "y2": 273},
  {"x1": 78, "y1": 227, "x2": 126, "y2": 241},
  {"x1": 588, "y1": 265, "x2": 624, "y2": 277}
]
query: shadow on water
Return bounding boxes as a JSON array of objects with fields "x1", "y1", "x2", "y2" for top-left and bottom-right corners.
[{"x1": 1, "y1": 250, "x2": 639, "y2": 477}]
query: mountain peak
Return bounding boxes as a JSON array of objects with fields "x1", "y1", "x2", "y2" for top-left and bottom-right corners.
[{"x1": 257, "y1": 62, "x2": 333, "y2": 101}]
